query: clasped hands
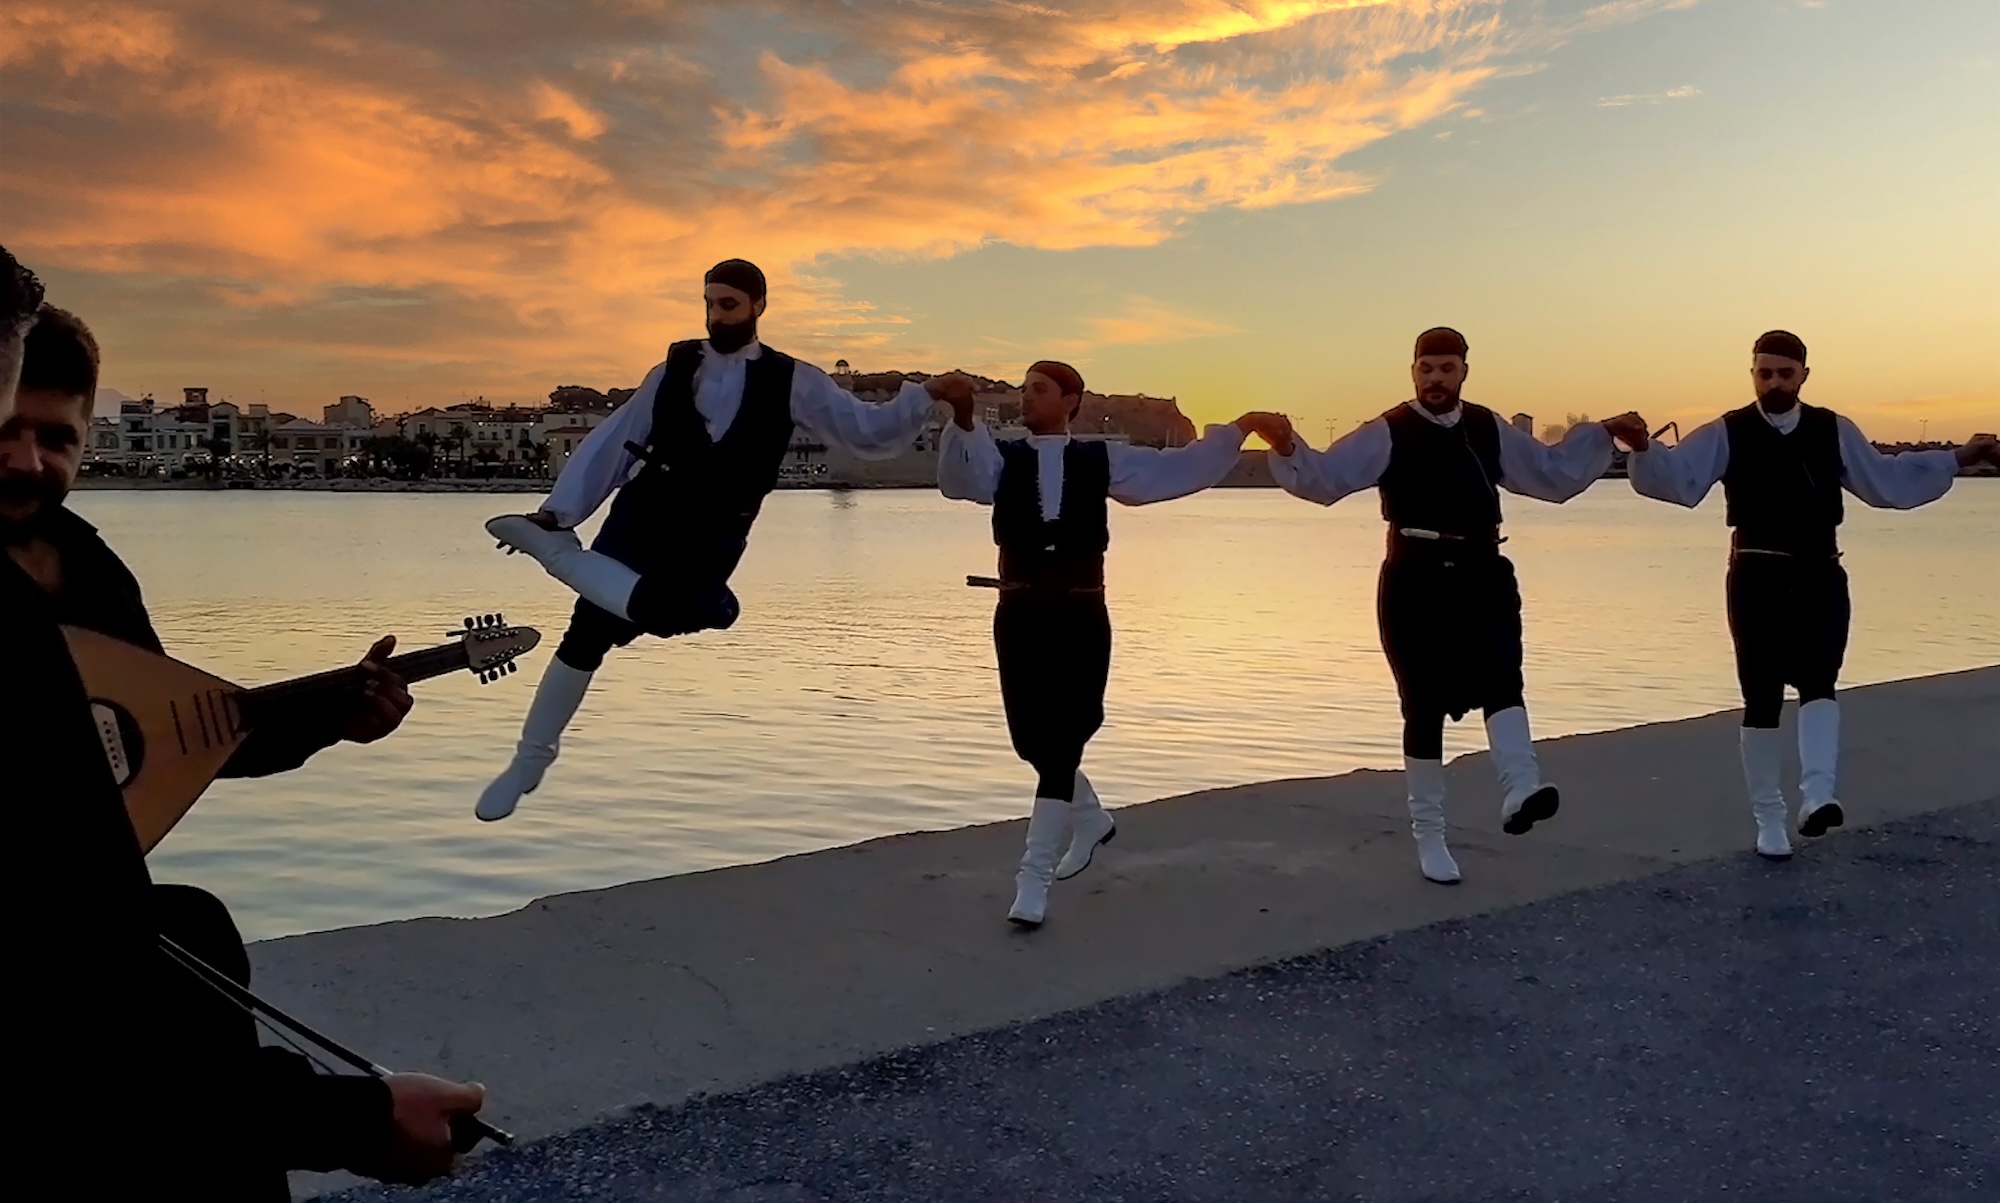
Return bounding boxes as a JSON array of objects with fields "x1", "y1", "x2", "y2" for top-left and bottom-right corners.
[{"x1": 1955, "y1": 433, "x2": 1999, "y2": 469}]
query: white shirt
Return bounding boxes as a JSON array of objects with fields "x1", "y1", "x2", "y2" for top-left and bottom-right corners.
[
  {"x1": 936, "y1": 420, "x2": 1249, "y2": 514},
  {"x1": 1267, "y1": 401, "x2": 1616, "y2": 508},
  {"x1": 543, "y1": 340, "x2": 938, "y2": 527},
  {"x1": 1627, "y1": 405, "x2": 1959, "y2": 510}
]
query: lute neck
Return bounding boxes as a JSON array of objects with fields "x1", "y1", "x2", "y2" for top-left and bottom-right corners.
[{"x1": 241, "y1": 642, "x2": 469, "y2": 710}]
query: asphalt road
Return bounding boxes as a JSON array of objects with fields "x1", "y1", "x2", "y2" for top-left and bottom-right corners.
[{"x1": 334, "y1": 800, "x2": 1998, "y2": 1202}]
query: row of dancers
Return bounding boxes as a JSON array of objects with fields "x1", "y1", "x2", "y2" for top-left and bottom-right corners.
[
  {"x1": 478, "y1": 259, "x2": 1999, "y2": 928},
  {"x1": 5, "y1": 241, "x2": 1991, "y2": 1194}
]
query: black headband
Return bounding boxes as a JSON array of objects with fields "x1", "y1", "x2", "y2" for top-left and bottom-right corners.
[
  {"x1": 705, "y1": 259, "x2": 767, "y2": 301},
  {"x1": 1413, "y1": 326, "x2": 1468, "y2": 361},
  {"x1": 1752, "y1": 329, "x2": 1806, "y2": 366}
]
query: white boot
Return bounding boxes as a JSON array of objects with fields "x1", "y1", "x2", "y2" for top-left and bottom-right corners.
[
  {"x1": 1405, "y1": 757, "x2": 1461, "y2": 884},
  {"x1": 486, "y1": 515, "x2": 641, "y2": 620},
  {"x1": 475, "y1": 659, "x2": 594, "y2": 821},
  {"x1": 1055, "y1": 772, "x2": 1117, "y2": 881},
  {"x1": 1486, "y1": 706, "x2": 1560, "y2": 835},
  {"x1": 1008, "y1": 796, "x2": 1072, "y2": 928},
  {"x1": 1740, "y1": 726, "x2": 1792, "y2": 860},
  {"x1": 1796, "y1": 698, "x2": 1845, "y2": 838}
]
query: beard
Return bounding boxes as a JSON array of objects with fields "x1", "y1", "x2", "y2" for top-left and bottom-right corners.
[
  {"x1": 1757, "y1": 386, "x2": 1800, "y2": 415},
  {"x1": 1417, "y1": 383, "x2": 1460, "y2": 412},
  {"x1": 706, "y1": 316, "x2": 758, "y2": 354},
  {"x1": 0, "y1": 470, "x2": 64, "y2": 542}
]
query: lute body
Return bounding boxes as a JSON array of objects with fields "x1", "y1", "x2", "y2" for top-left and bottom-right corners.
[{"x1": 64, "y1": 616, "x2": 539, "y2": 852}]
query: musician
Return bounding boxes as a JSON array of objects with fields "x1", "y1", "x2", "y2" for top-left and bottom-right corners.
[
  {"x1": 4, "y1": 295, "x2": 483, "y2": 1197},
  {"x1": 478, "y1": 259, "x2": 962, "y2": 821},
  {"x1": 1261, "y1": 327, "x2": 1651, "y2": 886},
  {"x1": 1627, "y1": 330, "x2": 1999, "y2": 859},
  {"x1": 0, "y1": 306, "x2": 414, "y2": 771},
  {"x1": 933, "y1": 360, "x2": 1290, "y2": 927}
]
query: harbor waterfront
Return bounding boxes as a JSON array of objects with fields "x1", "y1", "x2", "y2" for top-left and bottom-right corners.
[{"x1": 72, "y1": 481, "x2": 1999, "y2": 942}]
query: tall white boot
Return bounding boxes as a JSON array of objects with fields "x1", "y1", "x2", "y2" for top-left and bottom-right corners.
[
  {"x1": 486, "y1": 515, "x2": 641, "y2": 620},
  {"x1": 1740, "y1": 726, "x2": 1792, "y2": 860},
  {"x1": 1486, "y1": 706, "x2": 1560, "y2": 835},
  {"x1": 1406, "y1": 757, "x2": 1461, "y2": 884},
  {"x1": 1055, "y1": 771, "x2": 1117, "y2": 881},
  {"x1": 475, "y1": 659, "x2": 594, "y2": 822},
  {"x1": 1008, "y1": 796, "x2": 1072, "y2": 928},
  {"x1": 1797, "y1": 698, "x2": 1845, "y2": 837}
]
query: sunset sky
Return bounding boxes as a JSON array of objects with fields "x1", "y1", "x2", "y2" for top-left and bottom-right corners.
[{"x1": 4, "y1": 0, "x2": 1995, "y2": 441}]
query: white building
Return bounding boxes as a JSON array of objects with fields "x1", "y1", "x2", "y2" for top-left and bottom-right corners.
[{"x1": 268, "y1": 419, "x2": 369, "y2": 475}]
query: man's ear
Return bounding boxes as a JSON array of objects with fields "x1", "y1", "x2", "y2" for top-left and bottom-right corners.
[
  {"x1": 1797, "y1": 365, "x2": 1809, "y2": 389},
  {"x1": 752, "y1": 297, "x2": 768, "y2": 320}
]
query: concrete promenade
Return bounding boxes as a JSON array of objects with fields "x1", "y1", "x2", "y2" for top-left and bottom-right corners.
[{"x1": 256, "y1": 666, "x2": 1998, "y2": 1199}]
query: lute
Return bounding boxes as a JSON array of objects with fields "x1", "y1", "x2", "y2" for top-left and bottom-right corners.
[{"x1": 64, "y1": 613, "x2": 541, "y2": 852}]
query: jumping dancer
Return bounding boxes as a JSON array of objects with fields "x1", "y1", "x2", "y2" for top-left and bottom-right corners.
[
  {"x1": 1262, "y1": 327, "x2": 1650, "y2": 885},
  {"x1": 935, "y1": 359, "x2": 1290, "y2": 926},
  {"x1": 1628, "y1": 330, "x2": 1997, "y2": 858},
  {"x1": 478, "y1": 260, "x2": 961, "y2": 820}
]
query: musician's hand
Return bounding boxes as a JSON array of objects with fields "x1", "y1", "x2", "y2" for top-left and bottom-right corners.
[
  {"x1": 342, "y1": 636, "x2": 413, "y2": 745},
  {"x1": 1956, "y1": 433, "x2": 1997, "y2": 468},
  {"x1": 357, "y1": 1073, "x2": 487, "y2": 1186}
]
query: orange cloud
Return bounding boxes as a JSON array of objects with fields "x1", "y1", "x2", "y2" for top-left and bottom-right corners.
[{"x1": 0, "y1": 0, "x2": 1693, "y2": 406}]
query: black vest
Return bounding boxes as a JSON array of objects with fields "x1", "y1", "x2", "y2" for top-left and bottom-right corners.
[
  {"x1": 618, "y1": 339, "x2": 799, "y2": 543},
  {"x1": 1377, "y1": 402, "x2": 1505, "y2": 539},
  {"x1": 992, "y1": 438, "x2": 1111, "y2": 585},
  {"x1": 1721, "y1": 402, "x2": 1844, "y2": 556}
]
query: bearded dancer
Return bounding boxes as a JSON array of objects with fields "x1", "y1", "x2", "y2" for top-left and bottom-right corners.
[
  {"x1": 1262, "y1": 327, "x2": 1650, "y2": 885},
  {"x1": 935, "y1": 360, "x2": 1290, "y2": 926},
  {"x1": 477, "y1": 260, "x2": 959, "y2": 820},
  {"x1": 1628, "y1": 330, "x2": 1997, "y2": 859}
]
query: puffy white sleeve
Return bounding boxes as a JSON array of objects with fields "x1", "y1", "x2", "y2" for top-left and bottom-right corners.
[
  {"x1": 1836, "y1": 415, "x2": 1959, "y2": 509},
  {"x1": 791, "y1": 365, "x2": 936, "y2": 460},
  {"x1": 936, "y1": 419, "x2": 1002, "y2": 505},
  {"x1": 1267, "y1": 418, "x2": 1391, "y2": 506},
  {"x1": 1494, "y1": 418, "x2": 1615, "y2": 503},
  {"x1": 1105, "y1": 423, "x2": 1248, "y2": 506},
  {"x1": 541, "y1": 363, "x2": 661, "y2": 528},
  {"x1": 1626, "y1": 416, "x2": 1729, "y2": 508}
]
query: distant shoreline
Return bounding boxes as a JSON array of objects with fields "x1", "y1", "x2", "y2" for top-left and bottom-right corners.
[{"x1": 71, "y1": 461, "x2": 1997, "y2": 494}]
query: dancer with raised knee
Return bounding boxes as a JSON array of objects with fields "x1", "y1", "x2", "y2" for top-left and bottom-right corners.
[
  {"x1": 479, "y1": 260, "x2": 961, "y2": 820},
  {"x1": 1261, "y1": 327, "x2": 1650, "y2": 885}
]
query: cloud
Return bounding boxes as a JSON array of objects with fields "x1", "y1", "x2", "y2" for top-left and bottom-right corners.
[
  {"x1": 2, "y1": 0, "x2": 1695, "y2": 404},
  {"x1": 1597, "y1": 84, "x2": 1702, "y2": 106},
  {"x1": 1084, "y1": 298, "x2": 1242, "y2": 348}
]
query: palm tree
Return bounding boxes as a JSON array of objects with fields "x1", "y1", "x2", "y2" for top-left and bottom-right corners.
[{"x1": 244, "y1": 428, "x2": 275, "y2": 477}]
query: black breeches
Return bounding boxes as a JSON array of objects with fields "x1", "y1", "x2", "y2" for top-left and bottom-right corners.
[
  {"x1": 994, "y1": 592, "x2": 1112, "y2": 801},
  {"x1": 553, "y1": 525, "x2": 747, "y2": 671},
  {"x1": 1727, "y1": 553, "x2": 1850, "y2": 728},
  {"x1": 1377, "y1": 552, "x2": 1526, "y2": 760}
]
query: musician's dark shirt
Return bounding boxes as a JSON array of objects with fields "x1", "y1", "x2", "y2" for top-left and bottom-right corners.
[
  {"x1": 5, "y1": 554, "x2": 393, "y2": 1198},
  {"x1": 29, "y1": 502, "x2": 341, "y2": 777}
]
